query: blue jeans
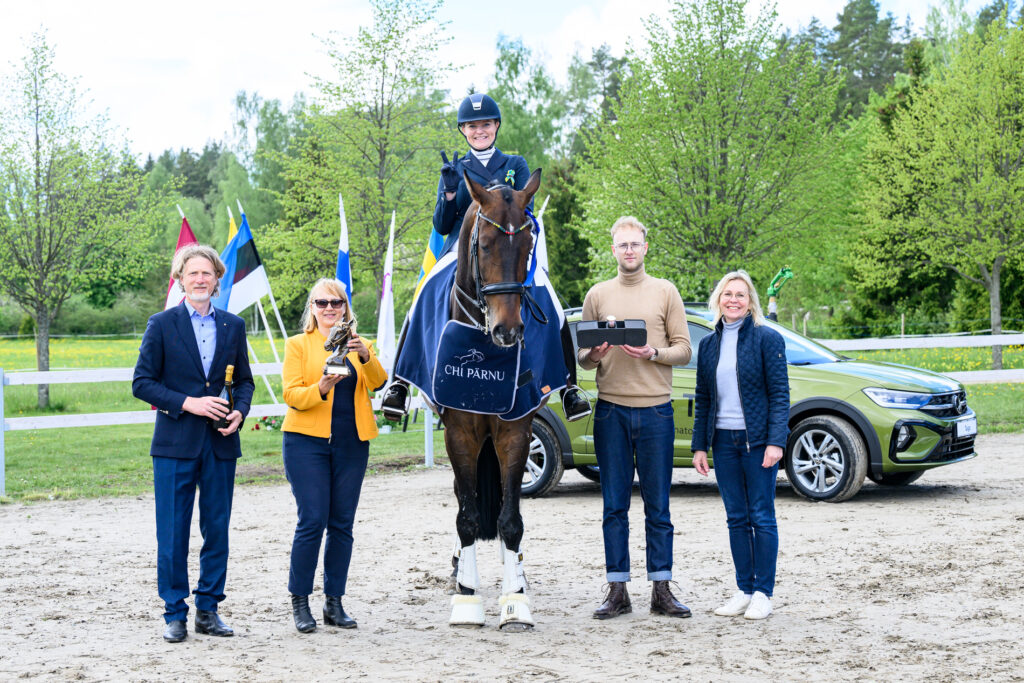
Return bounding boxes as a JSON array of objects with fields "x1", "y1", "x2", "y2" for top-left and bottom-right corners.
[
  {"x1": 712, "y1": 429, "x2": 779, "y2": 596},
  {"x1": 152, "y1": 431, "x2": 236, "y2": 622},
  {"x1": 593, "y1": 399, "x2": 675, "y2": 582},
  {"x1": 283, "y1": 431, "x2": 369, "y2": 596}
]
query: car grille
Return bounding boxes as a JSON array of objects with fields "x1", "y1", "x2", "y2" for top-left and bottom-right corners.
[
  {"x1": 927, "y1": 433, "x2": 976, "y2": 462},
  {"x1": 919, "y1": 391, "x2": 968, "y2": 418}
]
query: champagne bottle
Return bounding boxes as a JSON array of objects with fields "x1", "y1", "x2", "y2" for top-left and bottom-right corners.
[{"x1": 213, "y1": 365, "x2": 235, "y2": 430}]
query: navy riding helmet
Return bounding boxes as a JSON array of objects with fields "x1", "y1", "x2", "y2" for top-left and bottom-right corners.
[{"x1": 457, "y1": 93, "x2": 501, "y2": 125}]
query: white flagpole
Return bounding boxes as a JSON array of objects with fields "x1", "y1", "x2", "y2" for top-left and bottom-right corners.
[
  {"x1": 245, "y1": 339, "x2": 279, "y2": 404},
  {"x1": 537, "y1": 194, "x2": 550, "y2": 218},
  {"x1": 176, "y1": 204, "x2": 186, "y2": 219},
  {"x1": 236, "y1": 199, "x2": 290, "y2": 346}
]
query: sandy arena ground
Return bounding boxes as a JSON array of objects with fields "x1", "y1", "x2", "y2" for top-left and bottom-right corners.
[{"x1": 1, "y1": 433, "x2": 1021, "y2": 681}]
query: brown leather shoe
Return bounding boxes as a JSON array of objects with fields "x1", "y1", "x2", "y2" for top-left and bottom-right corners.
[
  {"x1": 650, "y1": 580, "x2": 692, "y2": 618},
  {"x1": 593, "y1": 582, "x2": 632, "y2": 620}
]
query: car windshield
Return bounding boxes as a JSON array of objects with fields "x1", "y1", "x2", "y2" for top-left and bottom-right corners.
[
  {"x1": 685, "y1": 308, "x2": 840, "y2": 365},
  {"x1": 766, "y1": 321, "x2": 841, "y2": 365}
]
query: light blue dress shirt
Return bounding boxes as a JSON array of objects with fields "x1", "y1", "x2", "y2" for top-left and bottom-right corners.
[{"x1": 184, "y1": 300, "x2": 217, "y2": 379}]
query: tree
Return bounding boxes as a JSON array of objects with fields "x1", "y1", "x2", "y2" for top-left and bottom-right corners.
[
  {"x1": 264, "y1": 0, "x2": 455, "y2": 324},
  {"x1": 860, "y1": 14, "x2": 1024, "y2": 368},
  {"x1": 0, "y1": 32, "x2": 166, "y2": 407},
  {"x1": 827, "y1": 0, "x2": 909, "y2": 119},
  {"x1": 576, "y1": 0, "x2": 843, "y2": 294}
]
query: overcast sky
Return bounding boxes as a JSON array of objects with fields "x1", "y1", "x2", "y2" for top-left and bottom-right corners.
[{"x1": 0, "y1": 0, "x2": 988, "y2": 159}]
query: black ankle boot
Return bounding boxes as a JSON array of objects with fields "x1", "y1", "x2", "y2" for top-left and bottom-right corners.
[
  {"x1": 593, "y1": 581, "x2": 631, "y2": 619},
  {"x1": 291, "y1": 594, "x2": 316, "y2": 633},
  {"x1": 381, "y1": 382, "x2": 409, "y2": 421},
  {"x1": 323, "y1": 595, "x2": 357, "y2": 629},
  {"x1": 562, "y1": 387, "x2": 592, "y2": 422}
]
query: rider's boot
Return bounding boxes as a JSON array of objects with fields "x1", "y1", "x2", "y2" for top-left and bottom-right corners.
[
  {"x1": 562, "y1": 386, "x2": 591, "y2": 422},
  {"x1": 381, "y1": 380, "x2": 409, "y2": 422}
]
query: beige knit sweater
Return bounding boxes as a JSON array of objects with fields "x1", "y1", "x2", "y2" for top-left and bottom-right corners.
[{"x1": 577, "y1": 267, "x2": 691, "y2": 407}]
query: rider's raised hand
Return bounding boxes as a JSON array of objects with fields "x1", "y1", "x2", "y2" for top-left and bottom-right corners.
[{"x1": 440, "y1": 151, "x2": 460, "y2": 193}]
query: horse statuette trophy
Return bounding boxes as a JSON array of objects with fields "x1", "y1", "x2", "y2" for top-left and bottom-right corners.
[{"x1": 323, "y1": 319, "x2": 356, "y2": 377}]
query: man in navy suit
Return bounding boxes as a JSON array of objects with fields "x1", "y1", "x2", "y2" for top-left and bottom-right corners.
[{"x1": 132, "y1": 244, "x2": 255, "y2": 643}]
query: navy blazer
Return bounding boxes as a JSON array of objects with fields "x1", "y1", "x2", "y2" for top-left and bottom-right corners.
[
  {"x1": 432, "y1": 148, "x2": 532, "y2": 257},
  {"x1": 132, "y1": 303, "x2": 255, "y2": 460},
  {"x1": 691, "y1": 315, "x2": 790, "y2": 453}
]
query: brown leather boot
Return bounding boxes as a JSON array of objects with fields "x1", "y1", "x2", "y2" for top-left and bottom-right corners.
[
  {"x1": 650, "y1": 580, "x2": 692, "y2": 618},
  {"x1": 593, "y1": 582, "x2": 632, "y2": 620}
]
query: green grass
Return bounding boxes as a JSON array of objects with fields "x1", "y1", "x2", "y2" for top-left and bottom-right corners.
[
  {"x1": 1, "y1": 423, "x2": 448, "y2": 503},
  {"x1": 851, "y1": 345, "x2": 1024, "y2": 372},
  {"x1": 962, "y1": 383, "x2": 1024, "y2": 433}
]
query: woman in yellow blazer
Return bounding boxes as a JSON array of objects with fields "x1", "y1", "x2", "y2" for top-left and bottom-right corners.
[{"x1": 281, "y1": 277, "x2": 387, "y2": 634}]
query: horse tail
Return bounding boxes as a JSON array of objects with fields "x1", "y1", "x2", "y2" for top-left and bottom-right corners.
[{"x1": 476, "y1": 437, "x2": 501, "y2": 541}]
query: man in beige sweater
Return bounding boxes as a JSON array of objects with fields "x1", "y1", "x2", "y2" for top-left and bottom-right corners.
[{"x1": 577, "y1": 215, "x2": 692, "y2": 620}]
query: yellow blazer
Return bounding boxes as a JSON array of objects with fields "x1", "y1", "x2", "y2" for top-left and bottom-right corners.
[{"x1": 281, "y1": 329, "x2": 388, "y2": 441}]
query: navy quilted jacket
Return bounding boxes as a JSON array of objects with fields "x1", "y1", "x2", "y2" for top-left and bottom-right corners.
[{"x1": 691, "y1": 314, "x2": 790, "y2": 452}]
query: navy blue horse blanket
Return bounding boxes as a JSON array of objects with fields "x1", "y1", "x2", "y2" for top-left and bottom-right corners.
[{"x1": 393, "y1": 253, "x2": 567, "y2": 421}]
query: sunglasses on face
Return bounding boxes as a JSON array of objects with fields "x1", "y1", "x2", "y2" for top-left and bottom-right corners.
[{"x1": 314, "y1": 299, "x2": 346, "y2": 309}]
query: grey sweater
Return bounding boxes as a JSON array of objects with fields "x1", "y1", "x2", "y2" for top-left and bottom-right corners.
[{"x1": 715, "y1": 319, "x2": 746, "y2": 430}]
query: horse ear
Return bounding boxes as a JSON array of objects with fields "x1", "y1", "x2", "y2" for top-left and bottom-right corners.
[
  {"x1": 516, "y1": 168, "x2": 542, "y2": 209},
  {"x1": 464, "y1": 171, "x2": 489, "y2": 206}
]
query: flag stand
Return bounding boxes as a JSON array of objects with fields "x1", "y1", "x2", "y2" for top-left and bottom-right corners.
[{"x1": 245, "y1": 339, "x2": 278, "y2": 403}]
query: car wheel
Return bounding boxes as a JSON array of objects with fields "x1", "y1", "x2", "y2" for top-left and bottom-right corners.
[
  {"x1": 576, "y1": 465, "x2": 601, "y2": 483},
  {"x1": 522, "y1": 418, "x2": 564, "y2": 497},
  {"x1": 785, "y1": 415, "x2": 868, "y2": 503},
  {"x1": 867, "y1": 470, "x2": 925, "y2": 486}
]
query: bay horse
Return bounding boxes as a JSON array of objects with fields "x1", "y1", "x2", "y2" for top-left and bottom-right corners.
[{"x1": 444, "y1": 168, "x2": 543, "y2": 631}]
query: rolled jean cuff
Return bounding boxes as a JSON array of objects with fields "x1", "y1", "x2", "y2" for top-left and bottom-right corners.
[
  {"x1": 606, "y1": 571, "x2": 630, "y2": 583},
  {"x1": 647, "y1": 570, "x2": 672, "y2": 581}
]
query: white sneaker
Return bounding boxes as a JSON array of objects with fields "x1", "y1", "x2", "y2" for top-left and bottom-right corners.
[
  {"x1": 714, "y1": 591, "x2": 752, "y2": 617},
  {"x1": 743, "y1": 591, "x2": 772, "y2": 620}
]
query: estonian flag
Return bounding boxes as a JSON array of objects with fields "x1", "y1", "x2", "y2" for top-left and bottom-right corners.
[{"x1": 210, "y1": 213, "x2": 270, "y2": 314}]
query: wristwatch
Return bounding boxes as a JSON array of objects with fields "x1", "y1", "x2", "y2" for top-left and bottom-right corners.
[{"x1": 648, "y1": 348, "x2": 659, "y2": 362}]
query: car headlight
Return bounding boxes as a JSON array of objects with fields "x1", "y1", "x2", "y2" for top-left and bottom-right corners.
[{"x1": 862, "y1": 387, "x2": 933, "y2": 410}]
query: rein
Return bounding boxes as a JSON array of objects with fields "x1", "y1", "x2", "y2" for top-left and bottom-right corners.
[{"x1": 453, "y1": 206, "x2": 548, "y2": 335}]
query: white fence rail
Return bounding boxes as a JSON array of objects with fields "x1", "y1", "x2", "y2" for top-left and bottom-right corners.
[{"x1": 0, "y1": 365, "x2": 433, "y2": 497}]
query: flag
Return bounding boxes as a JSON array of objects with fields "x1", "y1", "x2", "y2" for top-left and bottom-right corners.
[
  {"x1": 227, "y1": 210, "x2": 238, "y2": 242},
  {"x1": 375, "y1": 211, "x2": 397, "y2": 374},
  {"x1": 336, "y1": 194, "x2": 353, "y2": 299},
  {"x1": 164, "y1": 217, "x2": 199, "y2": 310},
  {"x1": 412, "y1": 228, "x2": 445, "y2": 301},
  {"x1": 209, "y1": 213, "x2": 271, "y2": 314}
]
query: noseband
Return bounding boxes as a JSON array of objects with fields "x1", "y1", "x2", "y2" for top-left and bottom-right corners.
[{"x1": 453, "y1": 204, "x2": 548, "y2": 335}]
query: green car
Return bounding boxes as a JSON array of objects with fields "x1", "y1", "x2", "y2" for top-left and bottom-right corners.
[{"x1": 524, "y1": 308, "x2": 978, "y2": 502}]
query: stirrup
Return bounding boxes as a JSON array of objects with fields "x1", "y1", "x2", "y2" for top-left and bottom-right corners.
[
  {"x1": 381, "y1": 383, "x2": 409, "y2": 421},
  {"x1": 563, "y1": 387, "x2": 592, "y2": 423}
]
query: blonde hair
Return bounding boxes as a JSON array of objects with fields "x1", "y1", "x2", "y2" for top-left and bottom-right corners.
[
  {"x1": 708, "y1": 270, "x2": 765, "y2": 327},
  {"x1": 301, "y1": 278, "x2": 356, "y2": 333},
  {"x1": 610, "y1": 216, "x2": 648, "y2": 242},
  {"x1": 171, "y1": 245, "x2": 226, "y2": 298}
]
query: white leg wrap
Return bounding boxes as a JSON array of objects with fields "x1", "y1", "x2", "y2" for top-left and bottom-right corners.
[
  {"x1": 449, "y1": 594, "x2": 485, "y2": 627},
  {"x1": 456, "y1": 542, "x2": 480, "y2": 591},
  {"x1": 499, "y1": 593, "x2": 535, "y2": 630},
  {"x1": 501, "y1": 546, "x2": 527, "y2": 595}
]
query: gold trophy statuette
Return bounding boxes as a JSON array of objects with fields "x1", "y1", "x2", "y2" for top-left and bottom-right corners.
[{"x1": 323, "y1": 319, "x2": 356, "y2": 377}]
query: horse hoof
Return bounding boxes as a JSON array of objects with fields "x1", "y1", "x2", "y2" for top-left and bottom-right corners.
[
  {"x1": 498, "y1": 593, "x2": 535, "y2": 631},
  {"x1": 449, "y1": 594, "x2": 485, "y2": 628}
]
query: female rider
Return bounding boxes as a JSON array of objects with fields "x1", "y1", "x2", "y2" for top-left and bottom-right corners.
[{"x1": 381, "y1": 93, "x2": 590, "y2": 423}]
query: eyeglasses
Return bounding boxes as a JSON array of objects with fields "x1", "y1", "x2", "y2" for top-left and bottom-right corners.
[
  {"x1": 614, "y1": 242, "x2": 644, "y2": 252},
  {"x1": 313, "y1": 299, "x2": 345, "y2": 309}
]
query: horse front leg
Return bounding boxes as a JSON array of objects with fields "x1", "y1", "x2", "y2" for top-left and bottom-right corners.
[
  {"x1": 445, "y1": 413, "x2": 487, "y2": 628},
  {"x1": 495, "y1": 417, "x2": 535, "y2": 631}
]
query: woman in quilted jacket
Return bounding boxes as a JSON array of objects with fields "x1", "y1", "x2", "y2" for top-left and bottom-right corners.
[{"x1": 692, "y1": 270, "x2": 790, "y2": 620}]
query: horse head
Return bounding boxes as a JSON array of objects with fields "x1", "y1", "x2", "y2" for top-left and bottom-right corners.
[{"x1": 455, "y1": 168, "x2": 542, "y2": 348}]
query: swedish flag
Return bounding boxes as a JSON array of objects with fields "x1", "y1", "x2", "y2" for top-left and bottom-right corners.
[{"x1": 413, "y1": 228, "x2": 445, "y2": 301}]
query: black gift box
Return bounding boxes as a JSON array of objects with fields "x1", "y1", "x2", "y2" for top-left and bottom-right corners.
[{"x1": 576, "y1": 319, "x2": 647, "y2": 347}]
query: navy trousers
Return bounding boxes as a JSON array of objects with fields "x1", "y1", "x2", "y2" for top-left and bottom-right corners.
[
  {"x1": 712, "y1": 429, "x2": 779, "y2": 596},
  {"x1": 593, "y1": 399, "x2": 676, "y2": 582},
  {"x1": 283, "y1": 431, "x2": 369, "y2": 597},
  {"x1": 152, "y1": 431, "x2": 236, "y2": 623}
]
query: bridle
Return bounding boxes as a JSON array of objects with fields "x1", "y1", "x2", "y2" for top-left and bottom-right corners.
[{"x1": 452, "y1": 202, "x2": 548, "y2": 336}]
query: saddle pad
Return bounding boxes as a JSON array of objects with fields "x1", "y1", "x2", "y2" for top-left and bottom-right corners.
[{"x1": 432, "y1": 320, "x2": 521, "y2": 414}]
